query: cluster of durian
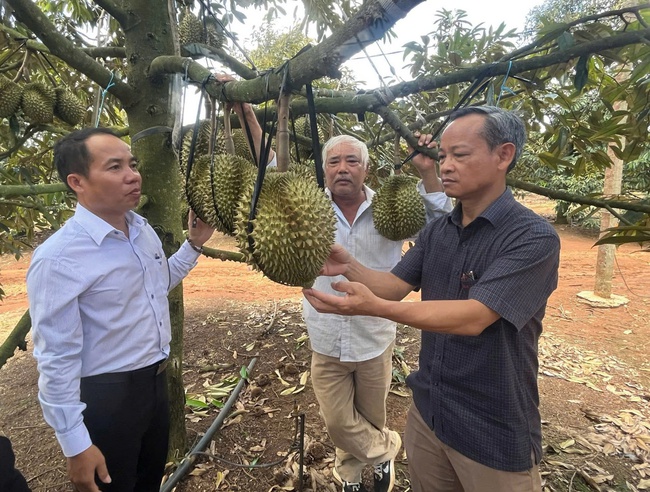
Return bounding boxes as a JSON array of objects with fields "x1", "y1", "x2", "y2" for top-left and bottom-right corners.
[
  {"x1": 372, "y1": 174, "x2": 426, "y2": 241},
  {"x1": 0, "y1": 76, "x2": 85, "y2": 126},
  {"x1": 178, "y1": 9, "x2": 225, "y2": 49},
  {"x1": 186, "y1": 153, "x2": 257, "y2": 235},
  {"x1": 235, "y1": 169, "x2": 336, "y2": 287},
  {"x1": 181, "y1": 119, "x2": 335, "y2": 287}
]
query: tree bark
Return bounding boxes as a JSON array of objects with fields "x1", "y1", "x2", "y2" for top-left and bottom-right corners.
[{"x1": 0, "y1": 310, "x2": 31, "y2": 370}]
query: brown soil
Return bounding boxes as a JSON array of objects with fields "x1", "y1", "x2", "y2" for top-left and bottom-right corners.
[{"x1": 1, "y1": 196, "x2": 649, "y2": 491}]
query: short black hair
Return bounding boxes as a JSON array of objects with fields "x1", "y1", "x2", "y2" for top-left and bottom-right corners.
[
  {"x1": 449, "y1": 106, "x2": 526, "y2": 173},
  {"x1": 54, "y1": 127, "x2": 120, "y2": 192}
]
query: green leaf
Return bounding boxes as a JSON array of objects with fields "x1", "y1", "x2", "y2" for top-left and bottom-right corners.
[
  {"x1": 574, "y1": 55, "x2": 589, "y2": 92},
  {"x1": 240, "y1": 366, "x2": 249, "y2": 380},
  {"x1": 557, "y1": 31, "x2": 574, "y2": 51}
]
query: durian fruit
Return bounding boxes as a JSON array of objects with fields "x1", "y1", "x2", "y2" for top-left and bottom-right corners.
[
  {"x1": 211, "y1": 153, "x2": 257, "y2": 235},
  {"x1": 231, "y1": 128, "x2": 254, "y2": 163},
  {"x1": 185, "y1": 154, "x2": 226, "y2": 232},
  {"x1": 179, "y1": 120, "x2": 226, "y2": 175},
  {"x1": 179, "y1": 9, "x2": 204, "y2": 45},
  {"x1": 293, "y1": 115, "x2": 327, "y2": 160},
  {"x1": 372, "y1": 174, "x2": 426, "y2": 241},
  {"x1": 54, "y1": 87, "x2": 86, "y2": 126},
  {"x1": 235, "y1": 169, "x2": 336, "y2": 287},
  {"x1": 206, "y1": 20, "x2": 225, "y2": 50},
  {"x1": 185, "y1": 153, "x2": 257, "y2": 236},
  {"x1": 20, "y1": 82, "x2": 56, "y2": 124},
  {"x1": 0, "y1": 76, "x2": 23, "y2": 119}
]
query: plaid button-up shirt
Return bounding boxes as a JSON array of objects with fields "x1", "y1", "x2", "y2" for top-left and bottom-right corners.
[{"x1": 393, "y1": 188, "x2": 560, "y2": 472}]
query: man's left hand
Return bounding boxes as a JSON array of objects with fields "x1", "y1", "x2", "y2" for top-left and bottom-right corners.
[
  {"x1": 188, "y1": 210, "x2": 215, "y2": 248},
  {"x1": 303, "y1": 281, "x2": 380, "y2": 316}
]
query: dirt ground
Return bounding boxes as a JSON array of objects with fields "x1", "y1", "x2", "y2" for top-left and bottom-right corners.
[{"x1": 0, "y1": 196, "x2": 649, "y2": 492}]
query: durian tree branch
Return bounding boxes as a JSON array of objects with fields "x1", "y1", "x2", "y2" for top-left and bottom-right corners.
[
  {"x1": 83, "y1": 46, "x2": 127, "y2": 59},
  {"x1": 507, "y1": 178, "x2": 650, "y2": 214},
  {"x1": 0, "y1": 183, "x2": 65, "y2": 197},
  {"x1": 503, "y1": 4, "x2": 650, "y2": 62},
  {"x1": 0, "y1": 310, "x2": 31, "y2": 371},
  {"x1": 153, "y1": 0, "x2": 427, "y2": 104},
  {"x1": 180, "y1": 45, "x2": 258, "y2": 80},
  {"x1": 5, "y1": 0, "x2": 135, "y2": 104},
  {"x1": 202, "y1": 246, "x2": 245, "y2": 263},
  {"x1": 373, "y1": 105, "x2": 437, "y2": 160},
  {"x1": 223, "y1": 25, "x2": 649, "y2": 115},
  {"x1": 92, "y1": 0, "x2": 132, "y2": 29},
  {"x1": 0, "y1": 24, "x2": 125, "y2": 61}
]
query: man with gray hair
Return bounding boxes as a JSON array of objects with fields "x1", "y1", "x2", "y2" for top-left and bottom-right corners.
[
  {"x1": 307, "y1": 133, "x2": 452, "y2": 492},
  {"x1": 304, "y1": 106, "x2": 560, "y2": 491}
]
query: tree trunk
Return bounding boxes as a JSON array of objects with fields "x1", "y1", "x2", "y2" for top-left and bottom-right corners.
[
  {"x1": 121, "y1": 0, "x2": 188, "y2": 456},
  {"x1": 594, "y1": 99, "x2": 626, "y2": 298}
]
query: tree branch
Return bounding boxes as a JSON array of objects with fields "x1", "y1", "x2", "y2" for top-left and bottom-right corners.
[
  {"x1": 83, "y1": 46, "x2": 127, "y2": 59},
  {"x1": 92, "y1": 0, "x2": 131, "y2": 28},
  {"x1": 0, "y1": 310, "x2": 31, "y2": 370},
  {"x1": 507, "y1": 178, "x2": 650, "y2": 214},
  {"x1": 0, "y1": 183, "x2": 68, "y2": 197},
  {"x1": 5, "y1": 0, "x2": 134, "y2": 104}
]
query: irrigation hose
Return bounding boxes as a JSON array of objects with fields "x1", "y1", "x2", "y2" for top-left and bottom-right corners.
[{"x1": 159, "y1": 357, "x2": 257, "y2": 492}]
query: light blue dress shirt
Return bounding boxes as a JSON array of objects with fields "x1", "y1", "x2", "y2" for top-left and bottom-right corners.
[
  {"x1": 302, "y1": 183, "x2": 452, "y2": 362},
  {"x1": 27, "y1": 204, "x2": 201, "y2": 457}
]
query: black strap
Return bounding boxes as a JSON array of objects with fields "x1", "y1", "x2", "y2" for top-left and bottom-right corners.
[{"x1": 132, "y1": 126, "x2": 173, "y2": 144}]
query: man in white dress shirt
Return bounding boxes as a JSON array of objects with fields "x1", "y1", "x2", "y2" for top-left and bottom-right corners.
[
  {"x1": 306, "y1": 134, "x2": 452, "y2": 492},
  {"x1": 27, "y1": 127, "x2": 214, "y2": 492}
]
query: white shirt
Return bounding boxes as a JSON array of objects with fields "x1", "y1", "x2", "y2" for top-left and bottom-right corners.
[
  {"x1": 27, "y1": 204, "x2": 201, "y2": 457},
  {"x1": 303, "y1": 183, "x2": 452, "y2": 362}
]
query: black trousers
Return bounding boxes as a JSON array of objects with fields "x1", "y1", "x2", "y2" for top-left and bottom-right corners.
[
  {"x1": 0, "y1": 436, "x2": 31, "y2": 492},
  {"x1": 80, "y1": 360, "x2": 169, "y2": 492}
]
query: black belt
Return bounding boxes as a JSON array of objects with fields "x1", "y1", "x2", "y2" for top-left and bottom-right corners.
[{"x1": 81, "y1": 358, "x2": 168, "y2": 384}]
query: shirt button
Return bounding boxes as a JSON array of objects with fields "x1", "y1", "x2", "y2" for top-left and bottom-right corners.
[
  {"x1": 159, "y1": 321, "x2": 162, "y2": 326},
  {"x1": 151, "y1": 294, "x2": 154, "y2": 299}
]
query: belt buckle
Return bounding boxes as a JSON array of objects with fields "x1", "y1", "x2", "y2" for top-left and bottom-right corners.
[{"x1": 156, "y1": 358, "x2": 169, "y2": 376}]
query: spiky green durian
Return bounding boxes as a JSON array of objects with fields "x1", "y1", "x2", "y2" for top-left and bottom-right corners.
[
  {"x1": 235, "y1": 170, "x2": 336, "y2": 287},
  {"x1": 211, "y1": 153, "x2": 257, "y2": 235},
  {"x1": 54, "y1": 87, "x2": 86, "y2": 126},
  {"x1": 231, "y1": 128, "x2": 255, "y2": 163},
  {"x1": 372, "y1": 174, "x2": 426, "y2": 241},
  {"x1": 21, "y1": 82, "x2": 56, "y2": 124},
  {"x1": 185, "y1": 153, "x2": 257, "y2": 236},
  {"x1": 205, "y1": 21, "x2": 225, "y2": 50},
  {"x1": 179, "y1": 120, "x2": 226, "y2": 175},
  {"x1": 185, "y1": 154, "x2": 226, "y2": 231},
  {"x1": 179, "y1": 10, "x2": 204, "y2": 45},
  {"x1": 0, "y1": 76, "x2": 23, "y2": 119},
  {"x1": 292, "y1": 115, "x2": 327, "y2": 160}
]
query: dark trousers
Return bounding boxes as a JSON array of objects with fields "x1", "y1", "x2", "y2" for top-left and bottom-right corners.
[
  {"x1": 80, "y1": 360, "x2": 169, "y2": 492},
  {"x1": 0, "y1": 436, "x2": 31, "y2": 492}
]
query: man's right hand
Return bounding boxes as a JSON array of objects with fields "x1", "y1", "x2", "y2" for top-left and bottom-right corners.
[
  {"x1": 67, "y1": 445, "x2": 111, "y2": 492},
  {"x1": 320, "y1": 244, "x2": 352, "y2": 277}
]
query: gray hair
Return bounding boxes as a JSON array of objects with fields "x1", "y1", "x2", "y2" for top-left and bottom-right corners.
[
  {"x1": 449, "y1": 106, "x2": 526, "y2": 173},
  {"x1": 321, "y1": 135, "x2": 370, "y2": 170}
]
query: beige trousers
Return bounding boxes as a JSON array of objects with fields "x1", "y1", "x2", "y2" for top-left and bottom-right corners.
[
  {"x1": 404, "y1": 404, "x2": 542, "y2": 492},
  {"x1": 311, "y1": 343, "x2": 401, "y2": 482}
]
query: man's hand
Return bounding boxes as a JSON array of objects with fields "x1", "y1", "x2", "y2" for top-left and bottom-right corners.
[
  {"x1": 303, "y1": 281, "x2": 381, "y2": 316},
  {"x1": 319, "y1": 244, "x2": 353, "y2": 277},
  {"x1": 410, "y1": 133, "x2": 443, "y2": 193},
  {"x1": 188, "y1": 210, "x2": 215, "y2": 248},
  {"x1": 67, "y1": 445, "x2": 111, "y2": 492}
]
